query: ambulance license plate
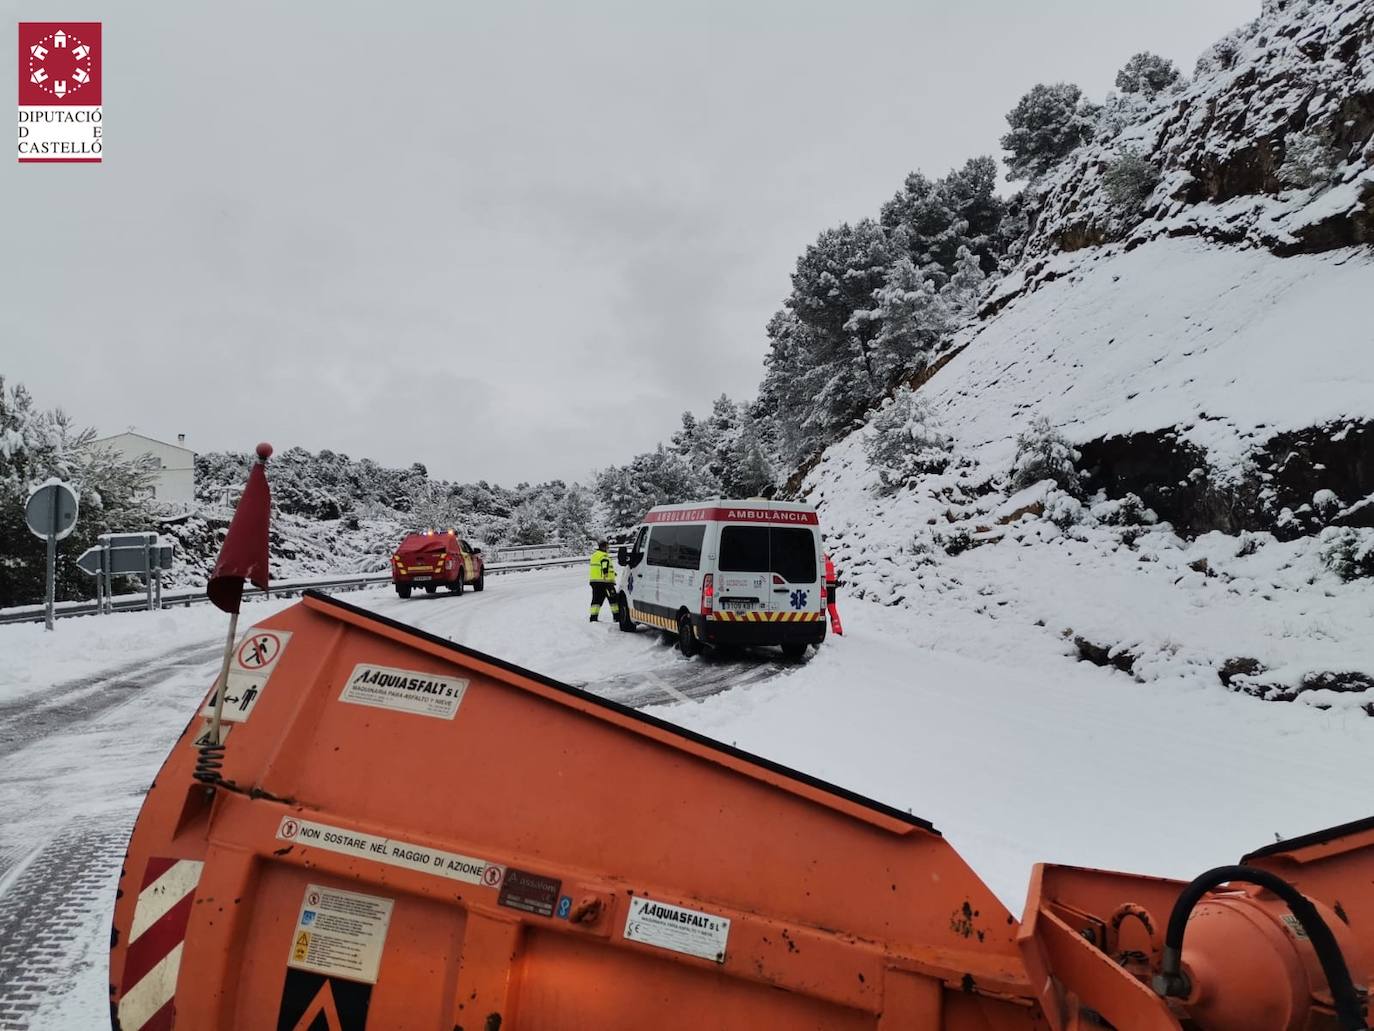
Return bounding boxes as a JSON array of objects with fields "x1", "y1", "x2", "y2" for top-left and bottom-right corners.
[{"x1": 719, "y1": 598, "x2": 756, "y2": 610}]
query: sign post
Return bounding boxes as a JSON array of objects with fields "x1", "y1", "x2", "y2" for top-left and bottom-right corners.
[
  {"x1": 76, "y1": 545, "x2": 106, "y2": 613},
  {"x1": 24, "y1": 479, "x2": 79, "y2": 631}
]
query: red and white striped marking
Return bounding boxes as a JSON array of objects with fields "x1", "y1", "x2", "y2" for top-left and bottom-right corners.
[{"x1": 117, "y1": 857, "x2": 204, "y2": 1031}]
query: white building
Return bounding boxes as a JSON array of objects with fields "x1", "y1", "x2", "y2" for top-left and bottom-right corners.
[{"x1": 90, "y1": 431, "x2": 196, "y2": 504}]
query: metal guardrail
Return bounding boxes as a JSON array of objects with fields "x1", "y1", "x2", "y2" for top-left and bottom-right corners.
[{"x1": 0, "y1": 556, "x2": 588, "y2": 626}]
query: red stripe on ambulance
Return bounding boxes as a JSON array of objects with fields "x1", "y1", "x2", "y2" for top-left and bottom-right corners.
[{"x1": 644, "y1": 506, "x2": 818, "y2": 525}]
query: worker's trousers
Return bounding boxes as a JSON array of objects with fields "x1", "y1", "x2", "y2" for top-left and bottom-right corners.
[{"x1": 590, "y1": 582, "x2": 620, "y2": 621}]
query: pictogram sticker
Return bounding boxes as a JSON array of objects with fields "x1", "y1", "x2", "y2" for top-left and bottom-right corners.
[
  {"x1": 200, "y1": 628, "x2": 293, "y2": 724},
  {"x1": 276, "y1": 970, "x2": 371, "y2": 1031},
  {"x1": 238, "y1": 631, "x2": 285, "y2": 670},
  {"x1": 287, "y1": 884, "x2": 393, "y2": 984}
]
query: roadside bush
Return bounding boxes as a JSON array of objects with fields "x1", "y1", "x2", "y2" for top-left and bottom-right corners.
[
  {"x1": 1318, "y1": 526, "x2": 1374, "y2": 581},
  {"x1": 1010, "y1": 417, "x2": 1082, "y2": 497}
]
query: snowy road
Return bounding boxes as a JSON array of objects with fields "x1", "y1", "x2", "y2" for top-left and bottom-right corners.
[
  {"x1": 1, "y1": 565, "x2": 1370, "y2": 1028},
  {"x1": 0, "y1": 568, "x2": 802, "y2": 1029}
]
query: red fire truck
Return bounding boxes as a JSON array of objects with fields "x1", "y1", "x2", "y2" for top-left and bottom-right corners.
[{"x1": 389, "y1": 530, "x2": 484, "y2": 597}]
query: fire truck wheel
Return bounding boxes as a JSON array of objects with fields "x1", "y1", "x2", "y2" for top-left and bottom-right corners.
[
  {"x1": 450, "y1": 575, "x2": 463, "y2": 595},
  {"x1": 677, "y1": 613, "x2": 699, "y2": 657},
  {"x1": 395, "y1": 583, "x2": 412, "y2": 599},
  {"x1": 473, "y1": 572, "x2": 484, "y2": 592}
]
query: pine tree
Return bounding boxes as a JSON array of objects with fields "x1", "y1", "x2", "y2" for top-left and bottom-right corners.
[
  {"x1": 848, "y1": 259, "x2": 952, "y2": 385},
  {"x1": 1001, "y1": 83, "x2": 1096, "y2": 181},
  {"x1": 939, "y1": 246, "x2": 989, "y2": 317},
  {"x1": 1114, "y1": 52, "x2": 1182, "y2": 96}
]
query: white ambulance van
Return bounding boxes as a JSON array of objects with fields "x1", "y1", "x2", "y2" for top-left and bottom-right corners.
[{"x1": 614, "y1": 500, "x2": 827, "y2": 658}]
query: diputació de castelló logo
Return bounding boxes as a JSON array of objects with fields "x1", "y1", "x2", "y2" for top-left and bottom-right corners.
[{"x1": 17, "y1": 22, "x2": 102, "y2": 163}]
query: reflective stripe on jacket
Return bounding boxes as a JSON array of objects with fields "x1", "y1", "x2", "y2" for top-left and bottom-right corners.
[{"x1": 589, "y1": 550, "x2": 616, "y2": 584}]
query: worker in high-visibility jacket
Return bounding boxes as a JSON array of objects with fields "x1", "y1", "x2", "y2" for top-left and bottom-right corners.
[{"x1": 588, "y1": 539, "x2": 621, "y2": 623}]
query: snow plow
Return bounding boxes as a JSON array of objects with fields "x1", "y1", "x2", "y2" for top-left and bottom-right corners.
[{"x1": 111, "y1": 590, "x2": 1372, "y2": 1030}]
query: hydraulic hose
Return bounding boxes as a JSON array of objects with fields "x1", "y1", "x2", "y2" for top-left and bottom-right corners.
[{"x1": 1153, "y1": 864, "x2": 1368, "y2": 1031}]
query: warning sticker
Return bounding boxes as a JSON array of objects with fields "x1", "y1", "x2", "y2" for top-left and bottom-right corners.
[
  {"x1": 338, "y1": 663, "x2": 468, "y2": 720},
  {"x1": 497, "y1": 868, "x2": 562, "y2": 918},
  {"x1": 199, "y1": 628, "x2": 293, "y2": 724},
  {"x1": 624, "y1": 896, "x2": 730, "y2": 963},
  {"x1": 276, "y1": 816, "x2": 505, "y2": 889},
  {"x1": 189, "y1": 721, "x2": 232, "y2": 748},
  {"x1": 286, "y1": 884, "x2": 393, "y2": 984},
  {"x1": 276, "y1": 970, "x2": 371, "y2": 1031}
]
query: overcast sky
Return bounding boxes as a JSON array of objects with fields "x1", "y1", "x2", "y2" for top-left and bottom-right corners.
[{"x1": 2, "y1": 0, "x2": 1257, "y2": 484}]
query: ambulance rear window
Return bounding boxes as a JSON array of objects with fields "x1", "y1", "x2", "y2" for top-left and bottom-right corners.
[{"x1": 720, "y1": 526, "x2": 817, "y2": 583}]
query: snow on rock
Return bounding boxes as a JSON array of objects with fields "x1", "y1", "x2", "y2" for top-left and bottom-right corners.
[
  {"x1": 801, "y1": 238, "x2": 1374, "y2": 713},
  {"x1": 1023, "y1": 0, "x2": 1374, "y2": 269},
  {"x1": 939, "y1": 238, "x2": 1372, "y2": 475}
]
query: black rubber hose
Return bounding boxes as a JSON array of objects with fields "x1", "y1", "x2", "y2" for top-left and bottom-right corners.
[{"x1": 1156, "y1": 864, "x2": 1367, "y2": 1031}]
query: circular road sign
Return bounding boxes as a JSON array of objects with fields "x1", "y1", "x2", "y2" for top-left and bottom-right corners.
[{"x1": 25, "y1": 479, "x2": 79, "y2": 542}]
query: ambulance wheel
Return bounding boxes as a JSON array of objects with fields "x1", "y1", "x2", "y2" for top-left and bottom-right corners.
[
  {"x1": 617, "y1": 595, "x2": 635, "y2": 632},
  {"x1": 395, "y1": 584, "x2": 411, "y2": 599},
  {"x1": 425, "y1": 585, "x2": 438, "y2": 595},
  {"x1": 781, "y1": 641, "x2": 807, "y2": 659},
  {"x1": 473, "y1": 572, "x2": 485, "y2": 592},
  {"x1": 449, "y1": 576, "x2": 463, "y2": 595},
  {"x1": 677, "y1": 613, "x2": 699, "y2": 657}
]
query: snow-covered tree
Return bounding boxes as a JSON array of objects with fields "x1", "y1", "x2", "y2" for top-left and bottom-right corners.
[
  {"x1": 720, "y1": 416, "x2": 775, "y2": 498},
  {"x1": 879, "y1": 157, "x2": 1006, "y2": 281},
  {"x1": 1279, "y1": 127, "x2": 1341, "y2": 188},
  {"x1": 1009, "y1": 416, "x2": 1082, "y2": 496},
  {"x1": 1001, "y1": 83, "x2": 1096, "y2": 181},
  {"x1": 509, "y1": 501, "x2": 548, "y2": 544},
  {"x1": 847, "y1": 259, "x2": 951, "y2": 383},
  {"x1": 0, "y1": 376, "x2": 156, "y2": 607},
  {"x1": 1114, "y1": 52, "x2": 1182, "y2": 96},
  {"x1": 862, "y1": 387, "x2": 954, "y2": 494},
  {"x1": 939, "y1": 245, "x2": 989, "y2": 317},
  {"x1": 1102, "y1": 146, "x2": 1162, "y2": 212},
  {"x1": 1319, "y1": 526, "x2": 1374, "y2": 581}
]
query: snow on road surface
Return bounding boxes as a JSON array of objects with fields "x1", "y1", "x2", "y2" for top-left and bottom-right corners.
[{"x1": 1, "y1": 565, "x2": 1371, "y2": 1027}]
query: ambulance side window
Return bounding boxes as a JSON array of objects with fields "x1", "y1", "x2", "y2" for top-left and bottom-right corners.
[
  {"x1": 631, "y1": 526, "x2": 648, "y2": 564},
  {"x1": 648, "y1": 524, "x2": 705, "y2": 569}
]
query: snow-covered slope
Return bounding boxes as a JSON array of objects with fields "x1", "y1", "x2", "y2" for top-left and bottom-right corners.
[
  {"x1": 942, "y1": 239, "x2": 1371, "y2": 473},
  {"x1": 801, "y1": 0, "x2": 1374, "y2": 715}
]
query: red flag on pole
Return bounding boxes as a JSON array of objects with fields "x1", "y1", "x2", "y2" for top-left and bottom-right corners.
[{"x1": 207, "y1": 443, "x2": 273, "y2": 614}]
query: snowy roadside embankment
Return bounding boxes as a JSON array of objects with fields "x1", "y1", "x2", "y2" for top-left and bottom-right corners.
[
  {"x1": 949, "y1": 238, "x2": 1373, "y2": 473},
  {"x1": 0, "y1": 594, "x2": 296, "y2": 708},
  {"x1": 651, "y1": 594, "x2": 1374, "y2": 910},
  {"x1": 808, "y1": 237, "x2": 1374, "y2": 715}
]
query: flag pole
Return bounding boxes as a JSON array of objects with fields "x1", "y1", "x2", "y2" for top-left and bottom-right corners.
[
  {"x1": 208, "y1": 611, "x2": 239, "y2": 746},
  {"x1": 201, "y1": 442, "x2": 273, "y2": 768}
]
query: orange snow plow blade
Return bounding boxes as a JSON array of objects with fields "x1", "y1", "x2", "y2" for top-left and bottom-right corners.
[{"x1": 111, "y1": 591, "x2": 1373, "y2": 1030}]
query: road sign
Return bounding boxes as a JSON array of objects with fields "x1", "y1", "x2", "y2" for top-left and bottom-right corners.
[
  {"x1": 107, "y1": 546, "x2": 157, "y2": 575},
  {"x1": 24, "y1": 479, "x2": 80, "y2": 631},
  {"x1": 25, "y1": 479, "x2": 79, "y2": 542},
  {"x1": 100, "y1": 532, "x2": 158, "y2": 548},
  {"x1": 82, "y1": 533, "x2": 172, "y2": 612},
  {"x1": 76, "y1": 546, "x2": 105, "y2": 575}
]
